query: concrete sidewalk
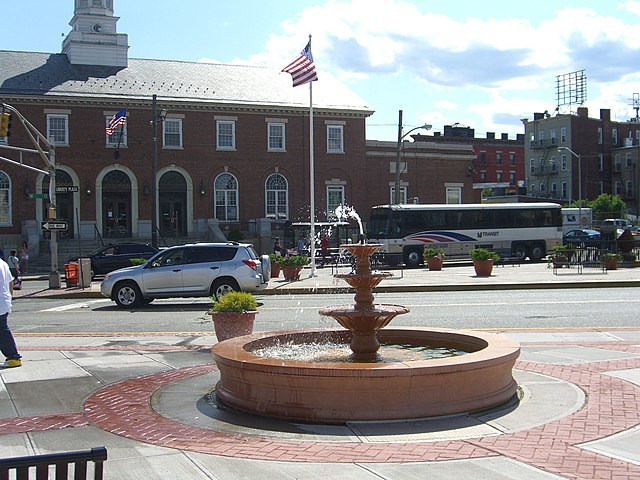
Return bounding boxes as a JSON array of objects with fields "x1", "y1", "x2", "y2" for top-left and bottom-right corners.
[{"x1": 2, "y1": 263, "x2": 640, "y2": 478}]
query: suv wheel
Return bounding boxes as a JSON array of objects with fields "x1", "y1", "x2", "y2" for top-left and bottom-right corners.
[
  {"x1": 114, "y1": 281, "x2": 142, "y2": 309},
  {"x1": 211, "y1": 278, "x2": 240, "y2": 301}
]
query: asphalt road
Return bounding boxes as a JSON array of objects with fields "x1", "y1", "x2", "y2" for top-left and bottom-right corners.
[{"x1": 10, "y1": 287, "x2": 640, "y2": 334}]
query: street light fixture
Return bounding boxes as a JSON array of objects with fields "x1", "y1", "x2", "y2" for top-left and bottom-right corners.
[
  {"x1": 151, "y1": 94, "x2": 167, "y2": 248},
  {"x1": 394, "y1": 109, "x2": 432, "y2": 204},
  {"x1": 558, "y1": 146, "x2": 582, "y2": 225}
]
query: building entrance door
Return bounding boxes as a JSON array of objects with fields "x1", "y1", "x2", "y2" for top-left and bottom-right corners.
[
  {"x1": 103, "y1": 194, "x2": 130, "y2": 238},
  {"x1": 160, "y1": 197, "x2": 186, "y2": 237}
]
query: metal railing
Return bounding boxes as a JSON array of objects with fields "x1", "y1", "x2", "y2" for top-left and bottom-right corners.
[{"x1": 0, "y1": 446, "x2": 107, "y2": 480}]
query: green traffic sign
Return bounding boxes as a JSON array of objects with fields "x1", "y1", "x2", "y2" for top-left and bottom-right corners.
[{"x1": 28, "y1": 193, "x2": 48, "y2": 199}]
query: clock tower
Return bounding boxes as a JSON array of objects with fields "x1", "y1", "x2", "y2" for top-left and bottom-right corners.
[{"x1": 62, "y1": 0, "x2": 129, "y2": 67}]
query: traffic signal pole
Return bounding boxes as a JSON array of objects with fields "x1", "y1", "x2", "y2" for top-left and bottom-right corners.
[{"x1": 0, "y1": 103, "x2": 60, "y2": 288}]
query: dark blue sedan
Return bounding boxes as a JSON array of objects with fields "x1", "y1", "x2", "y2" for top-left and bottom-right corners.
[{"x1": 563, "y1": 229, "x2": 601, "y2": 246}]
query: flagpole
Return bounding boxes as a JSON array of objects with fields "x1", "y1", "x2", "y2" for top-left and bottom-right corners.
[{"x1": 309, "y1": 71, "x2": 317, "y2": 277}]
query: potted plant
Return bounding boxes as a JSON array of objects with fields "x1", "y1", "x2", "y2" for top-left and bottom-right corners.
[
  {"x1": 280, "y1": 255, "x2": 308, "y2": 281},
  {"x1": 208, "y1": 291, "x2": 258, "y2": 342},
  {"x1": 269, "y1": 253, "x2": 281, "y2": 278},
  {"x1": 548, "y1": 245, "x2": 574, "y2": 269},
  {"x1": 602, "y1": 252, "x2": 622, "y2": 270},
  {"x1": 469, "y1": 248, "x2": 499, "y2": 277},
  {"x1": 423, "y1": 247, "x2": 445, "y2": 271}
]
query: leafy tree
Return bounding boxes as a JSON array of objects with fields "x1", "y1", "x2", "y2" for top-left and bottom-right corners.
[{"x1": 586, "y1": 194, "x2": 626, "y2": 222}]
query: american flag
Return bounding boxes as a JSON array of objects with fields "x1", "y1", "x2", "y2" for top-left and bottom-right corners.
[
  {"x1": 106, "y1": 108, "x2": 127, "y2": 136},
  {"x1": 282, "y1": 39, "x2": 318, "y2": 87}
]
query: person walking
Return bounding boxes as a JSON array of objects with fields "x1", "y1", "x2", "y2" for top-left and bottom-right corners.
[
  {"x1": 19, "y1": 241, "x2": 29, "y2": 275},
  {"x1": 0, "y1": 257, "x2": 21, "y2": 368},
  {"x1": 7, "y1": 250, "x2": 19, "y2": 281}
]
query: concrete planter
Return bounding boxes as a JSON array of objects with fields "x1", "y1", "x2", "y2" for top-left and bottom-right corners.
[
  {"x1": 210, "y1": 312, "x2": 257, "y2": 342},
  {"x1": 472, "y1": 259, "x2": 494, "y2": 277}
]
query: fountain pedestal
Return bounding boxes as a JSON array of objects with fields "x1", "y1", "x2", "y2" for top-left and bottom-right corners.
[{"x1": 320, "y1": 244, "x2": 408, "y2": 360}]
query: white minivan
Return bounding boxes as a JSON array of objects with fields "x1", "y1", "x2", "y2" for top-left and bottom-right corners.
[{"x1": 601, "y1": 218, "x2": 632, "y2": 230}]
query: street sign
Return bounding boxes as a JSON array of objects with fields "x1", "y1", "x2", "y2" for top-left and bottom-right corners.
[
  {"x1": 28, "y1": 193, "x2": 48, "y2": 199},
  {"x1": 55, "y1": 186, "x2": 79, "y2": 193},
  {"x1": 41, "y1": 221, "x2": 68, "y2": 231}
]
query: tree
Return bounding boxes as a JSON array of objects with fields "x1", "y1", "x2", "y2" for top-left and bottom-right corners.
[{"x1": 587, "y1": 194, "x2": 627, "y2": 223}]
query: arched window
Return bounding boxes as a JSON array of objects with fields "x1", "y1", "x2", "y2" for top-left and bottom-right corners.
[
  {"x1": 214, "y1": 173, "x2": 238, "y2": 222},
  {"x1": 0, "y1": 172, "x2": 10, "y2": 225},
  {"x1": 265, "y1": 173, "x2": 288, "y2": 220}
]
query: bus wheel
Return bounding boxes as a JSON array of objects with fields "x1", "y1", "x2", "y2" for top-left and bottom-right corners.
[
  {"x1": 404, "y1": 248, "x2": 423, "y2": 268},
  {"x1": 528, "y1": 243, "x2": 545, "y2": 262},
  {"x1": 513, "y1": 244, "x2": 528, "y2": 262}
]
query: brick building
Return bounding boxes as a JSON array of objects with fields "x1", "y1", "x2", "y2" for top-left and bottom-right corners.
[{"x1": 523, "y1": 107, "x2": 640, "y2": 216}]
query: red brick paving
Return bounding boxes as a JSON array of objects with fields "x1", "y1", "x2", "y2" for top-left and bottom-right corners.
[{"x1": 2, "y1": 342, "x2": 640, "y2": 479}]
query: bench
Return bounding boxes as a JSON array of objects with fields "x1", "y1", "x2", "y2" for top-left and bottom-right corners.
[{"x1": 0, "y1": 446, "x2": 107, "y2": 480}]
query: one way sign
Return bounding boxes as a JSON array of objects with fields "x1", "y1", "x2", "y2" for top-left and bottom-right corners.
[{"x1": 41, "y1": 221, "x2": 68, "y2": 231}]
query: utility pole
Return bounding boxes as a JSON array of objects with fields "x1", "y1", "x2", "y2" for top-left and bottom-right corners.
[{"x1": 0, "y1": 103, "x2": 60, "y2": 288}]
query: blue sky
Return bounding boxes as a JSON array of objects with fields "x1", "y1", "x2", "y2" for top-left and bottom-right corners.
[{"x1": 5, "y1": 1, "x2": 640, "y2": 141}]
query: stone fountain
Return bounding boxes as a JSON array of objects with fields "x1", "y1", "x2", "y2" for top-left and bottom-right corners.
[{"x1": 212, "y1": 242, "x2": 520, "y2": 423}]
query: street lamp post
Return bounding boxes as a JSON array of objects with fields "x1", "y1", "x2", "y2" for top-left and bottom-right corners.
[
  {"x1": 151, "y1": 95, "x2": 167, "y2": 248},
  {"x1": 394, "y1": 109, "x2": 432, "y2": 204},
  {"x1": 559, "y1": 146, "x2": 582, "y2": 225}
]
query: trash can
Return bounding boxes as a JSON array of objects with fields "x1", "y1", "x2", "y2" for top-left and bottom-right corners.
[
  {"x1": 64, "y1": 263, "x2": 79, "y2": 287},
  {"x1": 78, "y1": 258, "x2": 92, "y2": 288}
]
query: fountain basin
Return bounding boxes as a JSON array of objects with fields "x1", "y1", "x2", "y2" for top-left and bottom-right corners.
[{"x1": 212, "y1": 327, "x2": 520, "y2": 423}]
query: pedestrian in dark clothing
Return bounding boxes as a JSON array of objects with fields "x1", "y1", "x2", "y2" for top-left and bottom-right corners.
[{"x1": 0, "y1": 257, "x2": 21, "y2": 368}]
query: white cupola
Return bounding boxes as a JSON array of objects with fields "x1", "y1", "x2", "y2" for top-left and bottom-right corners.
[{"x1": 62, "y1": 0, "x2": 129, "y2": 67}]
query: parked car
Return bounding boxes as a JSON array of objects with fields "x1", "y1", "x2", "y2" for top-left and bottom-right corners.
[
  {"x1": 601, "y1": 218, "x2": 633, "y2": 231},
  {"x1": 70, "y1": 243, "x2": 159, "y2": 279},
  {"x1": 100, "y1": 242, "x2": 270, "y2": 308},
  {"x1": 562, "y1": 229, "x2": 601, "y2": 247}
]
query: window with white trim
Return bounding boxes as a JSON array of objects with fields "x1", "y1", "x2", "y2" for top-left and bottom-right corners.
[
  {"x1": 445, "y1": 186, "x2": 461, "y2": 204},
  {"x1": 216, "y1": 120, "x2": 235, "y2": 150},
  {"x1": 615, "y1": 181, "x2": 622, "y2": 195},
  {"x1": 496, "y1": 152, "x2": 502, "y2": 165},
  {"x1": 163, "y1": 118, "x2": 182, "y2": 148},
  {"x1": 265, "y1": 173, "x2": 288, "y2": 219},
  {"x1": 47, "y1": 114, "x2": 69, "y2": 146},
  {"x1": 327, "y1": 125, "x2": 344, "y2": 153},
  {"x1": 597, "y1": 127, "x2": 603, "y2": 145},
  {"x1": 598, "y1": 154, "x2": 604, "y2": 171},
  {"x1": 560, "y1": 127, "x2": 567, "y2": 143},
  {"x1": 267, "y1": 123, "x2": 285, "y2": 152},
  {"x1": 561, "y1": 155, "x2": 568, "y2": 171},
  {"x1": 326, "y1": 185, "x2": 344, "y2": 215},
  {"x1": 214, "y1": 173, "x2": 238, "y2": 221},
  {"x1": 0, "y1": 171, "x2": 10, "y2": 225},
  {"x1": 562, "y1": 182, "x2": 567, "y2": 198},
  {"x1": 389, "y1": 186, "x2": 407, "y2": 204},
  {"x1": 627, "y1": 180, "x2": 633, "y2": 197}
]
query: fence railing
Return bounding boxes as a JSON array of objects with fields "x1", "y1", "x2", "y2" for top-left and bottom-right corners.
[{"x1": 0, "y1": 446, "x2": 107, "y2": 480}]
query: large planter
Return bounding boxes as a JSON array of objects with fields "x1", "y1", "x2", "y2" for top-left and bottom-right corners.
[
  {"x1": 210, "y1": 312, "x2": 257, "y2": 342},
  {"x1": 472, "y1": 259, "x2": 494, "y2": 277},
  {"x1": 604, "y1": 257, "x2": 619, "y2": 270},
  {"x1": 270, "y1": 262, "x2": 280, "y2": 278},
  {"x1": 426, "y1": 256, "x2": 443, "y2": 271},
  {"x1": 282, "y1": 265, "x2": 303, "y2": 281}
]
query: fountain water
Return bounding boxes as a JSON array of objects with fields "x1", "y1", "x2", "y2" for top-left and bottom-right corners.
[{"x1": 212, "y1": 242, "x2": 520, "y2": 423}]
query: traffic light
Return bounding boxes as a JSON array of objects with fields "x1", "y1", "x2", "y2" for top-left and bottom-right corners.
[{"x1": 0, "y1": 113, "x2": 11, "y2": 137}]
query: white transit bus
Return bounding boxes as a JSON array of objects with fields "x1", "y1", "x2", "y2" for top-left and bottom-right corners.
[{"x1": 366, "y1": 203, "x2": 563, "y2": 267}]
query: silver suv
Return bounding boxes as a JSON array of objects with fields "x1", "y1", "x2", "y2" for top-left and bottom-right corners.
[{"x1": 100, "y1": 243, "x2": 270, "y2": 308}]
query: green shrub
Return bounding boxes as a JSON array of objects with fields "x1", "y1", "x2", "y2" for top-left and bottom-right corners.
[
  {"x1": 469, "y1": 248, "x2": 499, "y2": 261},
  {"x1": 209, "y1": 291, "x2": 257, "y2": 313},
  {"x1": 423, "y1": 247, "x2": 445, "y2": 259},
  {"x1": 130, "y1": 257, "x2": 147, "y2": 266},
  {"x1": 280, "y1": 255, "x2": 308, "y2": 266}
]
